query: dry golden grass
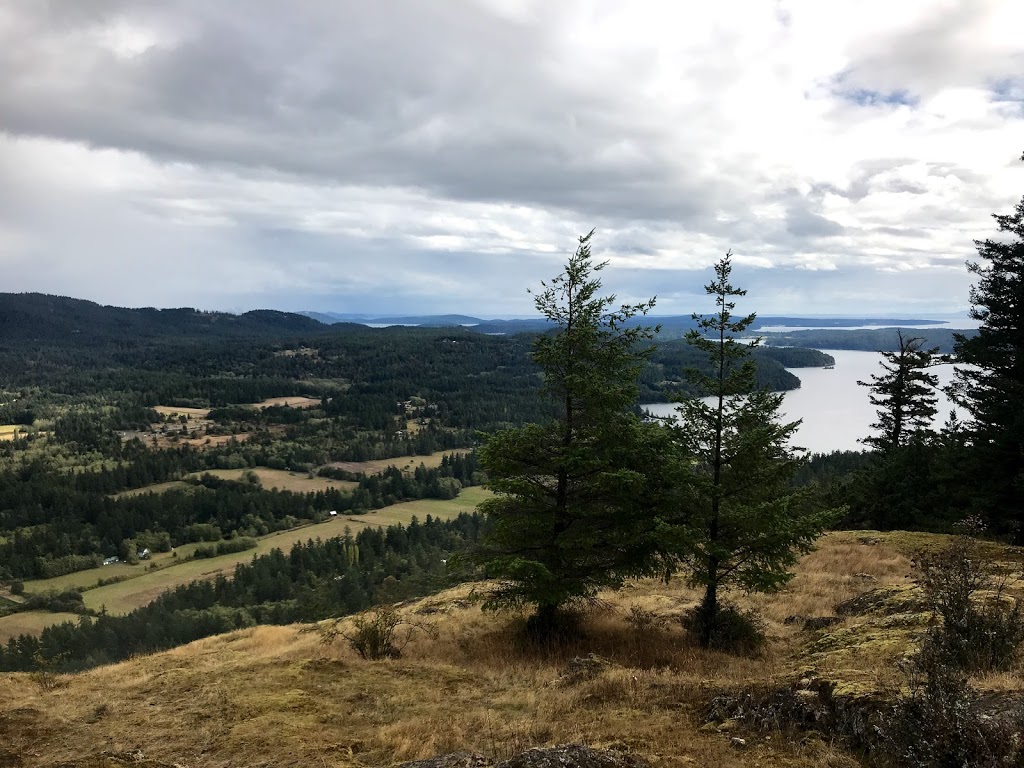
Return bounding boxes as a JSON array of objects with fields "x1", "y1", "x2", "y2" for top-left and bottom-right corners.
[
  {"x1": 328, "y1": 449, "x2": 470, "y2": 476},
  {"x1": 0, "y1": 424, "x2": 25, "y2": 441},
  {"x1": 248, "y1": 396, "x2": 322, "y2": 410},
  {"x1": 186, "y1": 467, "x2": 358, "y2": 493},
  {"x1": 0, "y1": 611, "x2": 80, "y2": 643},
  {"x1": 152, "y1": 405, "x2": 211, "y2": 418},
  {"x1": 140, "y1": 432, "x2": 253, "y2": 451},
  {"x1": 111, "y1": 480, "x2": 191, "y2": 499},
  {"x1": 0, "y1": 530, "x2": 950, "y2": 768}
]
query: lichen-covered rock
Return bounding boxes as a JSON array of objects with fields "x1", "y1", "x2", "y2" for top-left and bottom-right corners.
[
  {"x1": 835, "y1": 584, "x2": 924, "y2": 617},
  {"x1": 802, "y1": 616, "x2": 842, "y2": 631},
  {"x1": 556, "y1": 654, "x2": 612, "y2": 686},
  {"x1": 495, "y1": 744, "x2": 650, "y2": 768},
  {"x1": 398, "y1": 746, "x2": 650, "y2": 768},
  {"x1": 396, "y1": 752, "x2": 492, "y2": 768}
]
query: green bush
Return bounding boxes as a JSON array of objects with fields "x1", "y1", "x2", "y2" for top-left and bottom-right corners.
[
  {"x1": 191, "y1": 537, "x2": 258, "y2": 560},
  {"x1": 23, "y1": 589, "x2": 88, "y2": 614},
  {"x1": 915, "y1": 521, "x2": 1024, "y2": 672},
  {"x1": 681, "y1": 603, "x2": 765, "y2": 655},
  {"x1": 875, "y1": 644, "x2": 1023, "y2": 768},
  {"x1": 320, "y1": 607, "x2": 433, "y2": 661}
]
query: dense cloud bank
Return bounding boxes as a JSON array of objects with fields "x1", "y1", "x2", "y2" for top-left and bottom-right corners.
[{"x1": 1, "y1": 1, "x2": 1022, "y2": 314}]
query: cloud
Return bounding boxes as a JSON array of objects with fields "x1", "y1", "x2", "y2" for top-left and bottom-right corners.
[{"x1": 0, "y1": 0, "x2": 1022, "y2": 315}]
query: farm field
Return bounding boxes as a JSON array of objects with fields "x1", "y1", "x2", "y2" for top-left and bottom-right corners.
[
  {"x1": 0, "y1": 611, "x2": 81, "y2": 644},
  {"x1": 152, "y1": 406, "x2": 211, "y2": 419},
  {"x1": 111, "y1": 480, "x2": 190, "y2": 498},
  {"x1": 22, "y1": 542, "x2": 213, "y2": 594},
  {"x1": 0, "y1": 424, "x2": 24, "y2": 441},
  {"x1": 327, "y1": 449, "x2": 470, "y2": 475},
  {"x1": 144, "y1": 432, "x2": 252, "y2": 450},
  {"x1": 248, "y1": 396, "x2": 321, "y2": 410},
  {"x1": 71, "y1": 487, "x2": 492, "y2": 616},
  {"x1": 187, "y1": 467, "x2": 358, "y2": 493}
]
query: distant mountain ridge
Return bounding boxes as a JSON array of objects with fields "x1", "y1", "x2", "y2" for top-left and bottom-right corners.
[
  {"x1": 0, "y1": 293, "x2": 331, "y2": 343},
  {"x1": 300, "y1": 310, "x2": 952, "y2": 337},
  {"x1": 0, "y1": 292, "x2": 954, "y2": 345}
]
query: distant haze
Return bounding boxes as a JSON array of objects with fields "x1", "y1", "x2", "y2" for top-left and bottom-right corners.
[{"x1": 1, "y1": 2, "x2": 1023, "y2": 315}]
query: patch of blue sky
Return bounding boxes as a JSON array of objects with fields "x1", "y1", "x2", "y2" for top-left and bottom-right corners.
[{"x1": 838, "y1": 87, "x2": 918, "y2": 107}]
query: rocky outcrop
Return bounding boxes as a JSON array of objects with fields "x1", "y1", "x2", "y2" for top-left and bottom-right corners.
[{"x1": 397, "y1": 744, "x2": 650, "y2": 768}]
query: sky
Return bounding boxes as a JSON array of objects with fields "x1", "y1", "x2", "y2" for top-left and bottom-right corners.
[{"x1": 1, "y1": 1, "x2": 1023, "y2": 318}]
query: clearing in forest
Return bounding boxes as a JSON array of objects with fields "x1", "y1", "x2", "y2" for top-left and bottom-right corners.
[
  {"x1": 186, "y1": 467, "x2": 358, "y2": 493},
  {"x1": 152, "y1": 406, "x2": 211, "y2": 419},
  {"x1": 247, "y1": 396, "x2": 321, "y2": 410},
  {"x1": 0, "y1": 611, "x2": 81, "y2": 644},
  {"x1": 0, "y1": 425, "x2": 24, "y2": 441},
  {"x1": 327, "y1": 449, "x2": 470, "y2": 476},
  {"x1": 17, "y1": 488, "x2": 492, "y2": 621}
]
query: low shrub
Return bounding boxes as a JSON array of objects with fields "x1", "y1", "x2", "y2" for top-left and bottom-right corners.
[
  {"x1": 22, "y1": 589, "x2": 88, "y2": 614},
  {"x1": 191, "y1": 537, "x2": 258, "y2": 560},
  {"x1": 874, "y1": 644, "x2": 1023, "y2": 768},
  {"x1": 681, "y1": 602, "x2": 765, "y2": 655},
  {"x1": 915, "y1": 518, "x2": 1024, "y2": 672},
  {"x1": 320, "y1": 606, "x2": 433, "y2": 660}
]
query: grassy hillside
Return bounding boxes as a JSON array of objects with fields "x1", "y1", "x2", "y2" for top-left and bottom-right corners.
[{"x1": 8, "y1": 530, "x2": 1019, "y2": 768}]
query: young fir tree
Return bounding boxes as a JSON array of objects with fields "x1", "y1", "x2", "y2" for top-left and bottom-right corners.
[
  {"x1": 670, "y1": 253, "x2": 835, "y2": 648},
  {"x1": 465, "y1": 231, "x2": 676, "y2": 636},
  {"x1": 949, "y1": 157, "x2": 1024, "y2": 538},
  {"x1": 857, "y1": 330, "x2": 940, "y2": 452}
]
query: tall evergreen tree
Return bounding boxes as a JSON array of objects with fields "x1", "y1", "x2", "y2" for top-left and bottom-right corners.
[
  {"x1": 858, "y1": 330, "x2": 940, "y2": 452},
  {"x1": 465, "y1": 231, "x2": 675, "y2": 636},
  {"x1": 670, "y1": 253, "x2": 834, "y2": 648},
  {"x1": 949, "y1": 156, "x2": 1024, "y2": 538}
]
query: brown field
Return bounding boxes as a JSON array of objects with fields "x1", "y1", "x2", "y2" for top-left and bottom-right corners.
[
  {"x1": 0, "y1": 587, "x2": 25, "y2": 604},
  {"x1": 0, "y1": 611, "x2": 80, "y2": 643},
  {"x1": 152, "y1": 405, "x2": 211, "y2": 419},
  {"x1": 0, "y1": 529, "x2": 974, "y2": 768},
  {"x1": 21, "y1": 542, "x2": 212, "y2": 596},
  {"x1": 0, "y1": 424, "x2": 24, "y2": 441},
  {"x1": 248, "y1": 396, "x2": 322, "y2": 410},
  {"x1": 144, "y1": 432, "x2": 252, "y2": 450},
  {"x1": 111, "y1": 480, "x2": 191, "y2": 499},
  {"x1": 187, "y1": 467, "x2": 358, "y2": 493},
  {"x1": 328, "y1": 449, "x2": 470, "y2": 476}
]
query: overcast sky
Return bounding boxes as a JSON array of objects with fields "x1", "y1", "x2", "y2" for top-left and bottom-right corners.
[{"x1": 2, "y1": 1, "x2": 1023, "y2": 317}]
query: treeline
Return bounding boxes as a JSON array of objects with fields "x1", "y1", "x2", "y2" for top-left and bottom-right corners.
[
  {"x1": 639, "y1": 342, "x2": 831, "y2": 402},
  {"x1": 0, "y1": 513, "x2": 488, "y2": 672},
  {"x1": 801, "y1": 439, "x2": 982, "y2": 533},
  {"x1": 347, "y1": 453, "x2": 480, "y2": 509},
  {"x1": 764, "y1": 327, "x2": 975, "y2": 353},
  {"x1": 0, "y1": 450, "x2": 479, "y2": 580},
  {"x1": 0, "y1": 318, "x2": 822, "y2": 428}
]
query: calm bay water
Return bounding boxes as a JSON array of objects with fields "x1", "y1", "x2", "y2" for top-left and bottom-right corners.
[{"x1": 642, "y1": 349, "x2": 963, "y2": 454}]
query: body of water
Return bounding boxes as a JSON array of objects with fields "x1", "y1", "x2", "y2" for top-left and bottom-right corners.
[
  {"x1": 642, "y1": 349, "x2": 964, "y2": 454},
  {"x1": 755, "y1": 320, "x2": 981, "y2": 332}
]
